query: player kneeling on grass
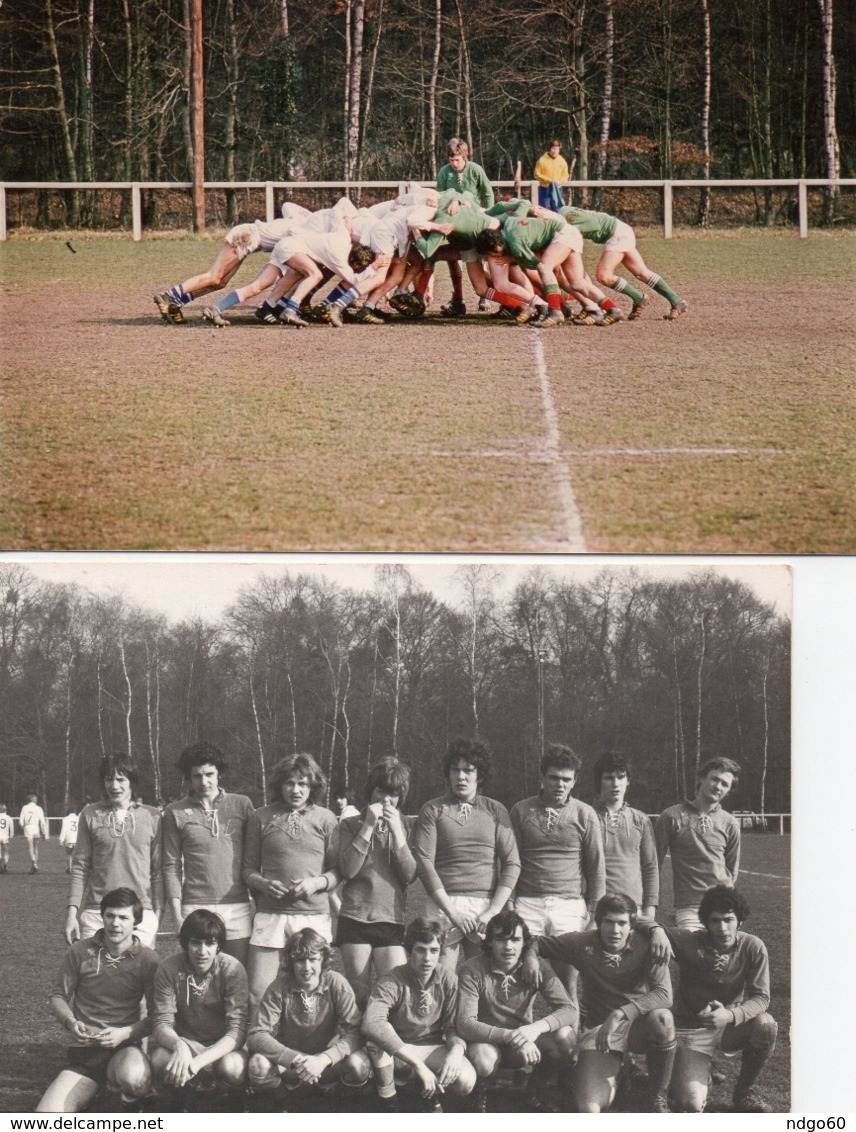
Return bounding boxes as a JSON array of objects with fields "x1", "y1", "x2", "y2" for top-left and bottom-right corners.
[
  {"x1": 456, "y1": 910, "x2": 576, "y2": 1113},
  {"x1": 38, "y1": 887, "x2": 159, "y2": 1113},
  {"x1": 150, "y1": 908, "x2": 249, "y2": 1111},
  {"x1": 642, "y1": 884, "x2": 777, "y2": 1113},
  {"x1": 522, "y1": 892, "x2": 676, "y2": 1113},
  {"x1": 362, "y1": 915, "x2": 477, "y2": 1112},
  {"x1": 246, "y1": 927, "x2": 368, "y2": 1110}
]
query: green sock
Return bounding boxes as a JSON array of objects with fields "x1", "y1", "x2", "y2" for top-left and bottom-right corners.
[
  {"x1": 647, "y1": 273, "x2": 681, "y2": 306},
  {"x1": 612, "y1": 275, "x2": 645, "y2": 304}
]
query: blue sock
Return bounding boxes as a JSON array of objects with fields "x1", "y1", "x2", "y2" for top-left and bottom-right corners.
[
  {"x1": 285, "y1": 299, "x2": 299, "y2": 313},
  {"x1": 167, "y1": 284, "x2": 191, "y2": 305},
  {"x1": 325, "y1": 284, "x2": 346, "y2": 306},
  {"x1": 333, "y1": 286, "x2": 359, "y2": 310},
  {"x1": 216, "y1": 291, "x2": 241, "y2": 312}
]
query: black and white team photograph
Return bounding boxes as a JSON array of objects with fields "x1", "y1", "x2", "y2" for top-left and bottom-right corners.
[{"x1": 0, "y1": 554, "x2": 843, "y2": 1118}]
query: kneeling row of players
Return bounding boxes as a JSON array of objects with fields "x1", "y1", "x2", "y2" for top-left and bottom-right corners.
[{"x1": 38, "y1": 884, "x2": 776, "y2": 1114}]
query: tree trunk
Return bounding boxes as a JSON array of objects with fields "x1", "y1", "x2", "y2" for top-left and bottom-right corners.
[
  {"x1": 45, "y1": 0, "x2": 80, "y2": 224},
  {"x1": 593, "y1": 0, "x2": 614, "y2": 206},
  {"x1": 346, "y1": 0, "x2": 365, "y2": 182},
  {"x1": 118, "y1": 637, "x2": 133, "y2": 757},
  {"x1": 181, "y1": 0, "x2": 193, "y2": 177},
  {"x1": 224, "y1": 0, "x2": 240, "y2": 225},
  {"x1": 358, "y1": 0, "x2": 385, "y2": 182},
  {"x1": 428, "y1": 0, "x2": 443, "y2": 179},
  {"x1": 817, "y1": 0, "x2": 840, "y2": 224},
  {"x1": 697, "y1": 0, "x2": 712, "y2": 226},
  {"x1": 572, "y1": 2, "x2": 588, "y2": 200},
  {"x1": 280, "y1": 0, "x2": 289, "y2": 36},
  {"x1": 343, "y1": 0, "x2": 352, "y2": 180},
  {"x1": 248, "y1": 657, "x2": 267, "y2": 803},
  {"x1": 694, "y1": 612, "x2": 707, "y2": 771}
]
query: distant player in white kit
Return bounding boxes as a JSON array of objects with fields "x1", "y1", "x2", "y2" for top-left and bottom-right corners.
[
  {"x1": 0, "y1": 802, "x2": 14, "y2": 873},
  {"x1": 19, "y1": 792, "x2": 49, "y2": 873},
  {"x1": 59, "y1": 806, "x2": 80, "y2": 874}
]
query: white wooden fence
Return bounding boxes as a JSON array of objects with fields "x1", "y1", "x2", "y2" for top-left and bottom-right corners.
[{"x1": 0, "y1": 178, "x2": 853, "y2": 241}]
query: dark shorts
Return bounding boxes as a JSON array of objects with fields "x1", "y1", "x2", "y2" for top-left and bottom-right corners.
[
  {"x1": 66, "y1": 1041, "x2": 136, "y2": 1083},
  {"x1": 335, "y1": 915, "x2": 404, "y2": 948}
]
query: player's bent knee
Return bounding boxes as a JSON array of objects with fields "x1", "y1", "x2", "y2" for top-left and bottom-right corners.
[
  {"x1": 552, "y1": 1025, "x2": 576, "y2": 1056},
  {"x1": 674, "y1": 1084, "x2": 706, "y2": 1113},
  {"x1": 749, "y1": 1013, "x2": 778, "y2": 1048},
  {"x1": 450, "y1": 1059, "x2": 477, "y2": 1095},
  {"x1": 596, "y1": 272, "x2": 618, "y2": 288},
  {"x1": 216, "y1": 1050, "x2": 248, "y2": 1088},
  {"x1": 648, "y1": 1008, "x2": 675, "y2": 1040},
  {"x1": 341, "y1": 1050, "x2": 371, "y2": 1087},
  {"x1": 107, "y1": 1047, "x2": 152, "y2": 1097},
  {"x1": 247, "y1": 1052, "x2": 278, "y2": 1088}
]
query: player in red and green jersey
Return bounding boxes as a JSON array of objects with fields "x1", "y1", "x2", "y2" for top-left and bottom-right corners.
[{"x1": 534, "y1": 203, "x2": 688, "y2": 320}]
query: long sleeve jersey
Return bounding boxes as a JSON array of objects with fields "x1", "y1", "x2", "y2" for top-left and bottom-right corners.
[
  {"x1": 593, "y1": 803, "x2": 659, "y2": 910},
  {"x1": 655, "y1": 926, "x2": 771, "y2": 1029},
  {"x1": 69, "y1": 801, "x2": 163, "y2": 912},
  {"x1": 534, "y1": 928, "x2": 672, "y2": 1028},
  {"x1": 558, "y1": 205, "x2": 619, "y2": 243},
  {"x1": 456, "y1": 955, "x2": 575, "y2": 1044},
  {"x1": 510, "y1": 795, "x2": 605, "y2": 904},
  {"x1": 242, "y1": 802, "x2": 338, "y2": 915},
  {"x1": 363, "y1": 962, "x2": 463, "y2": 1053},
  {"x1": 0, "y1": 813, "x2": 15, "y2": 842},
  {"x1": 19, "y1": 802, "x2": 48, "y2": 837},
  {"x1": 59, "y1": 813, "x2": 79, "y2": 849},
  {"x1": 162, "y1": 790, "x2": 253, "y2": 906},
  {"x1": 413, "y1": 793, "x2": 520, "y2": 899},
  {"x1": 51, "y1": 931, "x2": 159, "y2": 1044},
  {"x1": 654, "y1": 801, "x2": 740, "y2": 909},
  {"x1": 152, "y1": 951, "x2": 248, "y2": 1047},
  {"x1": 533, "y1": 152, "x2": 570, "y2": 188},
  {"x1": 246, "y1": 969, "x2": 362, "y2": 1068},
  {"x1": 436, "y1": 161, "x2": 494, "y2": 208},
  {"x1": 334, "y1": 812, "x2": 416, "y2": 925}
]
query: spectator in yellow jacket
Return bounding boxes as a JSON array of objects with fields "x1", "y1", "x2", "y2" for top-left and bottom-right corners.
[{"x1": 534, "y1": 141, "x2": 569, "y2": 210}]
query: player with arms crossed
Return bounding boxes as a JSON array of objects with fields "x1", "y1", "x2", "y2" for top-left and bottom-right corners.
[
  {"x1": 163, "y1": 741, "x2": 255, "y2": 966},
  {"x1": 413, "y1": 738, "x2": 520, "y2": 971},
  {"x1": 522, "y1": 893, "x2": 676, "y2": 1113},
  {"x1": 457, "y1": 910, "x2": 577, "y2": 1112},
  {"x1": 362, "y1": 915, "x2": 477, "y2": 1112},
  {"x1": 38, "y1": 887, "x2": 159, "y2": 1113},
  {"x1": 642, "y1": 885, "x2": 778, "y2": 1112},
  {"x1": 150, "y1": 908, "x2": 249, "y2": 1110}
]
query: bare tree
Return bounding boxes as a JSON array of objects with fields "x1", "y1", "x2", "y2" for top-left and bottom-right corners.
[{"x1": 817, "y1": 0, "x2": 840, "y2": 224}]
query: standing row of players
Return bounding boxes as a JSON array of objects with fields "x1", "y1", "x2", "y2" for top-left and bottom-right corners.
[
  {"x1": 153, "y1": 137, "x2": 687, "y2": 330},
  {"x1": 34, "y1": 740, "x2": 775, "y2": 1112}
]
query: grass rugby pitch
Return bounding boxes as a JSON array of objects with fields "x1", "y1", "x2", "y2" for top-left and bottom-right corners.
[
  {"x1": 1, "y1": 229, "x2": 853, "y2": 552},
  {"x1": 0, "y1": 831, "x2": 790, "y2": 1113}
]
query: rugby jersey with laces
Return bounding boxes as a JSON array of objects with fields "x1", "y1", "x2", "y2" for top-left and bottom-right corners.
[
  {"x1": 68, "y1": 801, "x2": 163, "y2": 912},
  {"x1": 162, "y1": 789, "x2": 254, "y2": 907},
  {"x1": 660, "y1": 926, "x2": 770, "y2": 1028},
  {"x1": 510, "y1": 794, "x2": 605, "y2": 902},
  {"x1": 456, "y1": 955, "x2": 575, "y2": 1044},
  {"x1": 534, "y1": 927, "x2": 672, "y2": 1026},
  {"x1": 654, "y1": 800, "x2": 740, "y2": 909},
  {"x1": 334, "y1": 812, "x2": 417, "y2": 924},
  {"x1": 412, "y1": 793, "x2": 520, "y2": 898},
  {"x1": 242, "y1": 802, "x2": 338, "y2": 915},
  {"x1": 246, "y1": 969, "x2": 361, "y2": 1068},
  {"x1": 593, "y1": 801, "x2": 659, "y2": 910},
  {"x1": 152, "y1": 950, "x2": 248, "y2": 1047},
  {"x1": 51, "y1": 930, "x2": 159, "y2": 1043},
  {"x1": 363, "y1": 962, "x2": 464, "y2": 1053}
]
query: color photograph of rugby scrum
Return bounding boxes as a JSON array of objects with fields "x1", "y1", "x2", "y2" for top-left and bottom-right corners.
[
  {"x1": 0, "y1": 556, "x2": 806, "y2": 1117},
  {"x1": 2, "y1": 1, "x2": 854, "y2": 554}
]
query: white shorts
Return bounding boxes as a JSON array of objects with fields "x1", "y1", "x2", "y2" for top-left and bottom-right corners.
[
  {"x1": 674, "y1": 908, "x2": 704, "y2": 931},
  {"x1": 24, "y1": 830, "x2": 43, "y2": 842},
  {"x1": 269, "y1": 238, "x2": 305, "y2": 272},
  {"x1": 182, "y1": 901, "x2": 253, "y2": 941},
  {"x1": 549, "y1": 226, "x2": 584, "y2": 254},
  {"x1": 576, "y1": 1018, "x2": 633, "y2": 1054},
  {"x1": 459, "y1": 247, "x2": 481, "y2": 263},
  {"x1": 603, "y1": 219, "x2": 636, "y2": 254},
  {"x1": 515, "y1": 894, "x2": 588, "y2": 936},
  {"x1": 674, "y1": 1025, "x2": 725, "y2": 1057},
  {"x1": 225, "y1": 223, "x2": 262, "y2": 261},
  {"x1": 78, "y1": 907, "x2": 159, "y2": 948},
  {"x1": 368, "y1": 1042, "x2": 445, "y2": 1072},
  {"x1": 249, "y1": 911, "x2": 333, "y2": 949},
  {"x1": 424, "y1": 893, "x2": 491, "y2": 946}
]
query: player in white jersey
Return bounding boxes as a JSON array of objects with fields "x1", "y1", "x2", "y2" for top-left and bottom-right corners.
[
  {"x1": 59, "y1": 808, "x2": 80, "y2": 874},
  {"x1": 0, "y1": 803, "x2": 14, "y2": 873},
  {"x1": 19, "y1": 792, "x2": 49, "y2": 873},
  {"x1": 153, "y1": 216, "x2": 302, "y2": 323}
]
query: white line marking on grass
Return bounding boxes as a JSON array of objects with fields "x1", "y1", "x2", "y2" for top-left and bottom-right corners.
[
  {"x1": 575, "y1": 447, "x2": 782, "y2": 458},
  {"x1": 530, "y1": 334, "x2": 587, "y2": 551}
]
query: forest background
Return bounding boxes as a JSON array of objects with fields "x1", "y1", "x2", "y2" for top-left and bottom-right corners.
[
  {"x1": 0, "y1": 562, "x2": 790, "y2": 821},
  {"x1": 1, "y1": 0, "x2": 851, "y2": 228}
]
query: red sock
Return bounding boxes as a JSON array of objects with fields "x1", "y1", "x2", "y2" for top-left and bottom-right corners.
[
  {"x1": 486, "y1": 288, "x2": 525, "y2": 310},
  {"x1": 414, "y1": 269, "x2": 434, "y2": 296},
  {"x1": 600, "y1": 298, "x2": 617, "y2": 310},
  {"x1": 546, "y1": 291, "x2": 562, "y2": 311}
]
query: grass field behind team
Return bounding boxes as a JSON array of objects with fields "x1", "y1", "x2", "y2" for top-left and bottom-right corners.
[
  {"x1": 0, "y1": 832, "x2": 790, "y2": 1113},
  {"x1": 2, "y1": 230, "x2": 853, "y2": 552}
]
